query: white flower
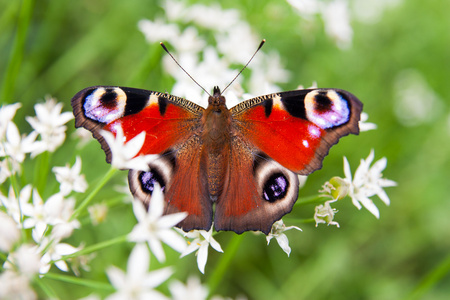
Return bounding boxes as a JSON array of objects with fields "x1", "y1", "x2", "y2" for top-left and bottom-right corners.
[
  {"x1": 287, "y1": 0, "x2": 353, "y2": 48},
  {"x1": 0, "y1": 157, "x2": 21, "y2": 184},
  {"x1": 0, "y1": 159, "x2": 12, "y2": 184},
  {"x1": 26, "y1": 97, "x2": 73, "y2": 156},
  {"x1": 52, "y1": 156, "x2": 88, "y2": 196},
  {"x1": 179, "y1": 226, "x2": 223, "y2": 274},
  {"x1": 38, "y1": 238, "x2": 81, "y2": 274},
  {"x1": 0, "y1": 102, "x2": 21, "y2": 140},
  {"x1": 101, "y1": 128, "x2": 157, "y2": 171},
  {"x1": 314, "y1": 200, "x2": 340, "y2": 227},
  {"x1": 321, "y1": 0, "x2": 353, "y2": 49},
  {"x1": 184, "y1": 3, "x2": 240, "y2": 32},
  {"x1": 23, "y1": 190, "x2": 80, "y2": 242},
  {"x1": 266, "y1": 220, "x2": 302, "y2": 256},
  {"x1": 4, "y1": 244, "x2": 41, "y2": 277},
  {"x1": 343, "y1": 150, "x2": 397, "y2": 218},
  {"x1": 0, "y1": 270, "x2": 37, "y2": 300},
  {"x1": 216, "y1": 21, "x2": 259, "y2": 65},
  {"x1": 106, "y1": 244, "x2": 172, "y2": 300},
  {"x1": 138, "y1": 18, "x2": 180, "y2": 44},
  {"x1": 161, "y1": 0, "x2": 187, "y2": 22},
  {"x1": 359, "y1": 112, "x2": 377, "y2": 132},
  {"x1": 169, "y1": 276, "x2": 208, "y2": 300},
  {"x1": 286, "y1": 0, "x2": 320, "y2": 17},
  {"x1": 169, "y1": 26, "x2": 206, "y2": 55},
  {"x1": 0, "y1": 122, "x2": 38, "y2": 162},
  {"x1": 0, "y1": 210, "x2": 21, "y2": 252},
  {"x1": 0, "y1": 184, "x2": 33, "y2": 224},
  {"x1": 72, "y1": 127, "x2": 94, "y2": 148},
  {"x1": 128, "y1": 184, "x2": 187, "y2": 263}
]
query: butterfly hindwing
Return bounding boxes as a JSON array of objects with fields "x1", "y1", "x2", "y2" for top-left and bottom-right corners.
[
  {"x1": 128, "y1": 136, "x2": 213, "y2": 232},
  {"x1": 214, "y1": 136, "x2": 299, "y2": 234}
]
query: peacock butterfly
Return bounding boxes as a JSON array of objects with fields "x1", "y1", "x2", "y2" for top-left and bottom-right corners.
[{"x1": 71, "y1": 45, "x2": 363, "y2": 234}]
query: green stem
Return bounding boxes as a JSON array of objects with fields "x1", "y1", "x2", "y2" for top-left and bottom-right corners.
[
  {"x1": 405, "y1": 252, "x2": 450, "y2": 300},
  {"x1": 56, "y1": 234, "x2": 128, "y2": 262},
  {"x1": 0, "y1": 0, "x2": 35, "y2": 102},
  {"x1": 71, "y1": 166, "x2": 117, "y2": 221},
  {"x1": 43, "y1": 272, "x2": 114, "y2": 291},
  {"x1": 207, "y1": 233, "x2": 244, "y2": 296},
  {"x1": 34, "y1": 151, "x2": 51, "y2": 195},
  {"x1": 34, "y1": 277, "x2": 58, "y2": 299},
  {"x1": 5, "y1": 157, "x2": 27, "y2": 242},
  {"x1": 295, "y1": 194, "x2": 330, "y2": 206}
]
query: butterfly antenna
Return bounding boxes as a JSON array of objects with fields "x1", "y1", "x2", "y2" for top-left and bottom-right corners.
[
  {"x1": 221, "y1": 39, "x2": 266, "y2": 95},
  {"x1": 160, "y1": 42, "x2": 211, "y2": 97}
]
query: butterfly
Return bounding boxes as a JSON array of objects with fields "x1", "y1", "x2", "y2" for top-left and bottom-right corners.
[{"x1": 72, "y1": 82, "x2": 362, "y2": 234}]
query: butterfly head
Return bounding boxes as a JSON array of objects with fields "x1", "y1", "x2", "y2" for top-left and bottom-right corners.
[{"x1": 208, "y1": 86, "x2": 226, "y2": 108}]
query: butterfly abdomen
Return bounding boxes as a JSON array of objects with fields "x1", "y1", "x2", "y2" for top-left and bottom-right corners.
[{"x1": 202, "y1": 98, "x2": 232, "y2": 200}]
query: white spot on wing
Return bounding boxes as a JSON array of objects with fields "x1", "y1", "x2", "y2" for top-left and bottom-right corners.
[
  {"x1": 272, "y1": 94, "x2": 283, "y2": 109},
  {"x1": 148, "y1": 93, "x2": 159, "y2": 106},
  {"x1": 302, "y1": 140, "x2": 309, "y2": 148},
  {"x1": 308, "y1": 125, "x2": 321, "y2": 138}
]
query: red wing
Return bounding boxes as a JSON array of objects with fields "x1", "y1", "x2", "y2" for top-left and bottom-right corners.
[
  {"x1": 231, "y1": 89, "x2": 362, "y2": 175},
  {"x1": 71, "y1": 86, "x2": 204, "y2": 162}
]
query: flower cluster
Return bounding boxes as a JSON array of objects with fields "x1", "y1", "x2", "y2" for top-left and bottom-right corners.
[
  {"x1": 0, "y1": 100, "x2": 86, "y2": 299},
  {"x1": 316, "y1": 149, "x2": 397, "y2": 227},
  {"x1": 138, "y1": 0, "x2": 290, "y2": 107},
  {"x1": 286, "y1": 0, "x2": 403, "y2": 49}
]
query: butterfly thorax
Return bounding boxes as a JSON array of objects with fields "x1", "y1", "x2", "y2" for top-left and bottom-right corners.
[{"x1": 201, "y1": 87, "x2": 232, "y2": 200}]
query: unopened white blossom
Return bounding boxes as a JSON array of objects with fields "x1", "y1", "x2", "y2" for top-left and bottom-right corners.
[
  {"x1": 88, "y1": 202, "x2": 109, "y2": 225},
  {"x1": 314, "y1": 200, "x2": 340, "y2": 227}
]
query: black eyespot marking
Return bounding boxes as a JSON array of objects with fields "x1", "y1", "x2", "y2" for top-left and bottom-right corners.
[
  {"x1": 139, "y1": 169, "x2": 166, "y2": 194},
  {"x1": 262, "y1": 173, "x2": 289, "y2": 202},
  {"x1": 100, "y1": 89, "x2": 119, "y2": 107},
  {"x1": 313, "y1": 92, "x2": 332, "y2": 111}
]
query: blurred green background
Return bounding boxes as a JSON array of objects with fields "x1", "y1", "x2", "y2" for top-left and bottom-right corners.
[{"x1": 1, "y1": 0, "x2": 449, "y2": 299}]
